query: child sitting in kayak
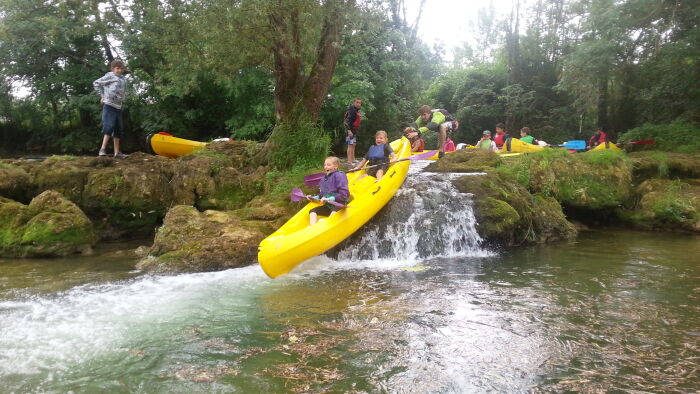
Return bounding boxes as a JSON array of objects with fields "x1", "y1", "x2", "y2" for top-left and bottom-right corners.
[
  {"x1": 353, "y1": 130, "x2": 397, "y2": 181},
  {"x1": 476, "y1": 130, "x2": 498, "y2": 151},
  {"x1": 306, "y1": 156, "x2": 349, "y2": 226},
  {"x1": 403, "y1": 127, "x2": 425, "y2": 152},
  {"x1": 519, "y1": 127, "x2": 540, "y2": 145}
]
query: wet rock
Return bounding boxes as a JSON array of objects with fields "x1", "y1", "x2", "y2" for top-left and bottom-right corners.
[
  {"x1": 0, "y1": 190, "x2": 97, "y2": 257},
  {"x1": 452, "y1": 171, "x2": 577, "y2": 245},
  {"x1": 136, "y1": 205, "x2": 265, "y2": 273}
]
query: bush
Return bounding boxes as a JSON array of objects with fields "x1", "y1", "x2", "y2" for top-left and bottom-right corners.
[
  {"x1": 268, "y1": 117, "x2": 330, "y2": 170},
  {"x1": 619, "y1": 121, "x2": 700, "y2": 153}
]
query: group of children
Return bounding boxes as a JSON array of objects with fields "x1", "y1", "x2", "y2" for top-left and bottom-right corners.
[
  {"x1": 476, "y1": 124, "x2": 540, "y2": 151},
  {"x1": 306, "y1": 130, "x2": 397, "y2": 225}
]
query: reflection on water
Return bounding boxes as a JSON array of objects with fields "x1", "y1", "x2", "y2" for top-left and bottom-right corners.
[{"x1": 0, "y1": 230, "x2": 698, "y2": 392}]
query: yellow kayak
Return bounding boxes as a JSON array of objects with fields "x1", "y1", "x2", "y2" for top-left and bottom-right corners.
[
  {"x1": 499, "y1": 138, "x2": 545, "y2": 153},
  {"x1": 258, "y1": 137, "x2": 413, "y2": 278},
  {"x1": 588, "y1": 141, "x2": 621, "y2": 151},
  {"x1": 147, "y1": 132, "x2": 207, "y2": 158}
]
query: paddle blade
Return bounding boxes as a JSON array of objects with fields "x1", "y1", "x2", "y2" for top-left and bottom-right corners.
[
  {"x1": 629, "y1": 139, "x2": 655, "y2": 145},
  {"x1": 562, "y1": 140, "x2": 586, "y2": 150},
  {"x1": 290, "y1": 188, "x2": 306, "y2": 202},
  {"x1": 303, "y1": 173, "x2": 324, "y2": 187},
  {"x1": 410, "y1": 150, "x2": 438, "y2": 161}
]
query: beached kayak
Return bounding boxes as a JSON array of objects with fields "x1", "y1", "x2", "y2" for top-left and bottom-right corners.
[
  {"x1": 146, "y1": 132, "x2": 207, "y2": 158},
  {"x1": 588, "y1": 141, "x2": 621, "y2": 151},
  {"x1": 258, "y1": 137, "x2": 413, "y2": 278},
  {"x1": 500, "y1": 138, "x2": 545, "y2": 153}
]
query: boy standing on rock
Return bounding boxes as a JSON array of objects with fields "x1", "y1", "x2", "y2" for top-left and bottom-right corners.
[{"x1": 93, "y1": 59, "x2": 128, "y2": 158}]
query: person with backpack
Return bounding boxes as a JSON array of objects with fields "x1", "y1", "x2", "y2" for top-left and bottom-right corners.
[
  {"x1": 406, "y1": 105, "x2": 458, "y2": 158},
  {"x1": 344, "y1": 98, "x2": 362, "y2": 165}
]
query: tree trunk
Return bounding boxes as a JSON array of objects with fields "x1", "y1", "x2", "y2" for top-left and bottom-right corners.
[
  {"x1": 258, "y1": 0, "x2": 354, "y2": 166},
  {"x1": 596, "y1": 76, "x2": 609, "y2": 132}
]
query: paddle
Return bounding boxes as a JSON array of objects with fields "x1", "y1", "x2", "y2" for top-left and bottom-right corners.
[
  {"x1": 624, "y1": 139, "x2": 656, "y2": 145},
  {"x1": 303, "y1": 150, "x2": 437, "y2": 187},
  {"x1": 290, "y1": 188, "x2": 347, "y2": 208}
]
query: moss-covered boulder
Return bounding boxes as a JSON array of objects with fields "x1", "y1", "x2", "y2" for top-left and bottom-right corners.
[
  {"x1": 618, "y1": 179, "x2": 700, "y2": 232},
  {"x1": 628, "y1": 151, "x2": 700, "y2": 180},
  {"x1": 82, "y1": 153, "x2": 175, "y2": 239},
  {"x1": 452, "y1": 171, "x2": 577, "y2": 245},
  {"x1": 426, "y1": 149, "x2": 502, "y2": 172},
  {"x1": 136, "y1": 205, "x2": 266, "y2": 273},
  {"x1": 32, "y1": 156, "x2": 90, "y2": 203},
  {"x1": 0, "y1": 190, "x2": 97, "y2": 257},
  {"x1": 0, "y1": 163, "x2": 33, "y2": 202},
  {"x1": 497, "y1": 149, "x2": 634, "y2": 210}
]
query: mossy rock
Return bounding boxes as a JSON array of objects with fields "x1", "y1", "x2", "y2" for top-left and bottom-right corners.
[
  {"x1": 33, "y1": 165, "x2": 89, "y2": 203},
  {"x1": 0, "y1": 164, "x2": 33, "y2": 202},
  {"x1": 137, "y1": 205, "x2": 265, "y2": 273},
  {"x1": 629, "y1": 151, "x2": 700, "y2": 180},
  {"x1": 498, "y1": 149, "x2": 634, "y2": 210},
  {"x1": 618, "y1": 179, "x2": 699, "y2": 232},
  {"x1": 0, "y1": 190, "x2": 97, "y2": 257},
  {"x1": 452, "y1": 171, "x2": 577, "y2": 245},
  {"x1": 476, "y1": 197, "x2": 520, "y2": 238},
  {"x1": 426, "y1": 149, "x2": 502, "y2": 173}
]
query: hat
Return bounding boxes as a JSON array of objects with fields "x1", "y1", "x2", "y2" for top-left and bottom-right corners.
[{"x1": 482, "y1": 130, "x2": 491, "y2": 136}]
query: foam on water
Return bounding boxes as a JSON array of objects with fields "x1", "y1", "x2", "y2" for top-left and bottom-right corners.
[
  {"x1": 0, "y1": 266, "x2": 265, "y2": 376},
  {"x1": 333, "y1": 161, "x2": 493, "y2": 262}
]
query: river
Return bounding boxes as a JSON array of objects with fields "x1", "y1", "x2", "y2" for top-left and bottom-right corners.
[{"x1": 1, "y1": 164, "x2": 698, "y2": 393}]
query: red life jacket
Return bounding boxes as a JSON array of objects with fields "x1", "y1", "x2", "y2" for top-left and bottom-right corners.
[
  {"x1": 413, "y1": 138, "x2": 425, "y2": 152},
  {"x1": 493, "y1": 133, "x2": 506, "y2": 147}
]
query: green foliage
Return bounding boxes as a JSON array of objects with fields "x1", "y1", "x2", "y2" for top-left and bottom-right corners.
[
  {"x1": 619, "y1": 121, "x2": 700, "y2": 154},
  {"x1": 269, "y1": 117, "x2": 330, "y2": 169}
]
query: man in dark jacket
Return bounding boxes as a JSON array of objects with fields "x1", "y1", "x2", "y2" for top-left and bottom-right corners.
[{"x1": 344, "y1": 98, "x2": 362, "y2": 164}]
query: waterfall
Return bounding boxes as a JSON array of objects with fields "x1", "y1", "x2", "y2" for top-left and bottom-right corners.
[{"x1": 332, "y1": 161, "x2": 492, "y2": 261}]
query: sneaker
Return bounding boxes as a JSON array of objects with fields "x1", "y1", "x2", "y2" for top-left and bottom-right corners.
[
  {"x1": 114, "y1": 152, "x2": 129, "y2": 159},
  {"x1": 98, "y1": 149, "x2": 107, "y2": 157}
]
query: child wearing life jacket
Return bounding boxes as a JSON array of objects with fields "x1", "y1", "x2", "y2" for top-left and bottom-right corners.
[
  {"x1": 353, "y1": 130, "x2": 397, "y2": 181},
  {"x1": 476, "y1": 130, "x2": 498, "y2": 151},
  {"x1": 306, "y1": 156, "x2": 349, "y2": 226},
  {"x1": 403, "y1": 127, "x2": 425, "y2": 152},
  {"x1": 493, "y1": 123, "x2": 510, "y2": 148},
  {"x1": 519, "y1": 127, "x2": 539, "y2": 145}
]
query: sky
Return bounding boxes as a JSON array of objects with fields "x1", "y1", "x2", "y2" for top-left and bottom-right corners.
[{"x1": 403, "y1": 0, "x2": 516, "y2": 58}]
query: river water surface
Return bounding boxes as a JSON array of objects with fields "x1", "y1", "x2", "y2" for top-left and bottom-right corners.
[
  {"x1": 1, "y1": 164, "x2": 699, "y2": 393},
  {"x1": 2, "y1": 232, "x2": 698, "y2": 392}
]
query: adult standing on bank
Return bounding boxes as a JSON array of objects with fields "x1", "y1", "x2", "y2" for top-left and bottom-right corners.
[
  {"x1": 93, "y1": 59, "x2": 128, "y2": 158},
  {"x1": 344, "y1": 98, "x2": 362, "y2": 165}
]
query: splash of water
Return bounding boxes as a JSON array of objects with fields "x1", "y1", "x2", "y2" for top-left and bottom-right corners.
[{"x1": 334, "y1": 161, "x2": 492, "y2": 262}]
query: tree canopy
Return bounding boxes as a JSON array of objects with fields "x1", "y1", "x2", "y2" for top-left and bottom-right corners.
[{"x1": 0, "y1": 0, "x2": 697, "y2": 160}]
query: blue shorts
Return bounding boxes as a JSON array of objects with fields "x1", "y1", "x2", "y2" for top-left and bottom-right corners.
[
  {"x1": 346, "y1": 131, "x2": 357, "y2": 146},
  {"x1": 101, "y1": 105, "x2": 123, "y2": 138}
]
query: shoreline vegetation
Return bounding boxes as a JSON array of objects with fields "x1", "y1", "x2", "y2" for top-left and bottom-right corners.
[{"x1": 1, "y1": 140, "x2": 697, "y2": 272}]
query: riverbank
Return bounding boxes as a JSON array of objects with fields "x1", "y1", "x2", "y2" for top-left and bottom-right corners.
[{"x1": 0, "y1": 143, "x2": 698, "y2": 272}]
